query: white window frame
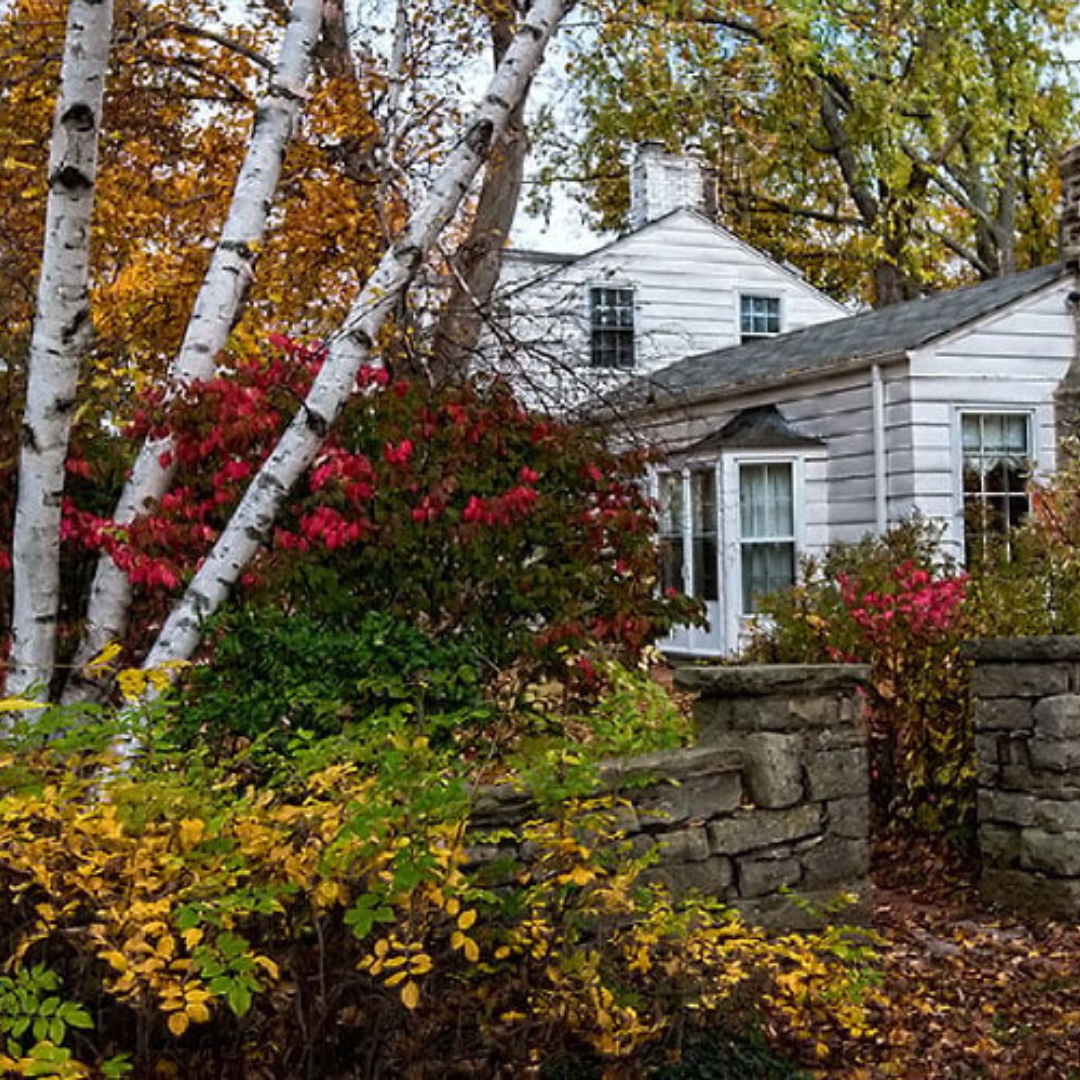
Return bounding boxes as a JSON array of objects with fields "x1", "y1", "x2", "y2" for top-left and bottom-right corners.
[
  {"x1": 586, "y1": 282, "x2": 636, "y2": 370},
  {"x1": 653, "y1": 461, "x2": 724, "y2": 656},
  {"x1": 653, "y1": 463, "x2": 721, "y2": 602},
  {"x1": 721, "y1": 451, "x2": 806, "y2": 650},
  {"x1": 951, "y1": 407, "x2": 1035, "y2": 562},
  {"x1": 738, "y1": 293, "x2": 783, "y2": 343},
  {"x1": 655, "y1": 450, "x2": 811, "y2": 656}
]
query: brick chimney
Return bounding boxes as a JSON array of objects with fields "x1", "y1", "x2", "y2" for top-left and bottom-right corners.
[
  {"x1": 1055, "y1": 141, "x2": 1080, "y2": 457},
  {"x1": 628, "y1": 142, "x2": 715, "y2": 230}
]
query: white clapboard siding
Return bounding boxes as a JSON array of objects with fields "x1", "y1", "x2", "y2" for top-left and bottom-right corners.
[
  {"x1": 492, "y1": 210, "x2": 845, "y2": 409},
  {"x1": 904, "y1": 278, "x2": 1075, "y2": 549},
  {"x1": 635, "y1": 265, "x2": 1076, "y2": 656}
]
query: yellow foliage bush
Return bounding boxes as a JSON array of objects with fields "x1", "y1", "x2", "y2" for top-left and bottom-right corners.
[{"x1": 0, "y1": 719, "x2": 880, "y2": 1076}]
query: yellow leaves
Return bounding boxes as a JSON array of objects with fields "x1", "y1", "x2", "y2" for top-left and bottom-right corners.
[
  {"x1": 186, "y1": 998, "x2": 211, "y2": 1024},
  {"x1": 253, "y1": 955, "x2": 279, "y2": 982},
  {"x1": 166, "y1": 1011, "x2": 189, "y2": 1037},
  {"x1": 177, "y1": 818, "x2": 204, "y2": 853},
  {"x1": 450, "y1": 930, "x2": 480, "y2": 963},
  {"x1": 100, "y1": 950, "x2": 129, "y2": 974},
  {"x1": 181, "y1": 927, "x2": 204, "y2": 951},
  {"x1": 557, "y1": 864, "x2": 596, "y2": 887},
  {"x1": 116, "y1": 661, "x2": 189, "y2": 703},
  {"x1": 84, "y1": 641, "x2": 122, "y2": 674},
  {"x1": 0, "y1": 696, "x2": 48, "y2": 713},
  {"x1": 400, "y1": 980, "x2": 420, "y2": 1010},
  {"x1": 164, "y1": 986, "x2": 213, "y2": 1037}
]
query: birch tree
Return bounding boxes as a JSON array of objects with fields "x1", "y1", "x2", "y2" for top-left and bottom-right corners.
[
  {"x1": 3, "y1": 0, "x2": 574, "y2": 699},
  {"x1": 143, "y1": 0, "x2": 574, "y2": 670},
  {"x1": 64, "y1": 0, "x2": 325, "y2": 698},
  {"x1": 8, "y1": 0, "x2": 115, "y2": 698}
]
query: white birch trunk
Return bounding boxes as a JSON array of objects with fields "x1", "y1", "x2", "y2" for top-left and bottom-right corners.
[
  {"x1": 7, "y1": 0, "x2": 114, "y2": 699},
  {"x1": 64, "y1": 0, "x2": 323, "y2": 696},
  {"x1": 143, "y1": 0, "x2": 574, "y2": 672}
]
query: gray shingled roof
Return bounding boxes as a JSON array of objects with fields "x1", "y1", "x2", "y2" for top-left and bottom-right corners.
[
  {"x1": 610, "y1": 262, "x2": 1069, "y2": 409},
  {"x1": 685, "y1": 404, "x2": 824, "y2": 454}
]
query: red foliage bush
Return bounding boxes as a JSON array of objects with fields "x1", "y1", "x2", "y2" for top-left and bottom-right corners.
[{"x1": 3, "y1": 338, "x2": 701, "y2": 688}]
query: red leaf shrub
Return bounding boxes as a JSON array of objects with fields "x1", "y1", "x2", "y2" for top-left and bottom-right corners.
[
  {"x1": 1, "y1": 337, "x2": 701, "y2": 691},
  {"x1": 747, "y1": 522, "x2": 974, "y2": 836}
]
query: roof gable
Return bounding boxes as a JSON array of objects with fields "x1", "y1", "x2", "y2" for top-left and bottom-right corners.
[
  {"x1": 504, "y1": 208, "x2": 846, "y2": 311},
  {"x1": 684, "y1": 405, "x2": 824, "y2": 454}
]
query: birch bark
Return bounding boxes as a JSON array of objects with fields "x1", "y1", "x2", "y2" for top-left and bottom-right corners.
[
  {"x1": 7, "y1": 0, "x2": 114, "y2": 699},
  {"x1": 64, "y1": 0, "x2": 323, "y2": 697},
  {"x1": 143, "y1": 0, "x2": 575, "y2": 671}
]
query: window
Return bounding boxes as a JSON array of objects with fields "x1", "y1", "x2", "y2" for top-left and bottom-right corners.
[
  {"x1": 589, "y1": 286, "x2": 635, "y2": 369},
  {"x1": 657, "y1": 471, "x2": 685, "y2": 595},
  {"x1": 961, "y1": 412, "x2": 1030, "y2": 560},
  {"x1": 740, "y1": 295, "x2": 781, "y2": 342},
  {"x1": 739, "y1": 462, "x2": 795, "y2": 614},
  {"x1": 657, "y1": 468, "x2": 717, "y2": 602},
  {"x1": 690, "y1": 468, "x2": 718, "y2": 602}
]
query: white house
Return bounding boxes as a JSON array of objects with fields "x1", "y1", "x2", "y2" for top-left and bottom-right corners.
[
  {"x1": 599, "y1": 261, "x2": 1077, "y2": 656},
  {"x1": 485, "y1": 143, "x2": 846, "y2": 411}
]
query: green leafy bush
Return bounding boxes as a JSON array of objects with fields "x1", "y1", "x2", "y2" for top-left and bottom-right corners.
[
  {"x1": 173, "y1": 607, "x2": 491, "y2": 747},
  {"x1": 965, "y1": 449, "x2": 1080, "y2": 637}
]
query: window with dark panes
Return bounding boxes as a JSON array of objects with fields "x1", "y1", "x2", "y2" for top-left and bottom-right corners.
[
  {"x1": 657, "y1": 471, "x2": 685, "y2": 595},
  {"x1": 961, "y1": 413, "x2": 1030, "y2": 561},
  {"x1": 739, "y1": 295, "x2": 781, "y2": 342},
  {"x1": 589, "y1": 286, "x2": 635, "y2": 369},
  {"x1": 690, "y1": 468, "x2": 718, "y2": 602}
]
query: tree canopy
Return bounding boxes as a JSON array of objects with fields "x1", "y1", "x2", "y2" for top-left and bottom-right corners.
[{"x1": 555, "y1": 0, "x2": 1078, "y2": 305}]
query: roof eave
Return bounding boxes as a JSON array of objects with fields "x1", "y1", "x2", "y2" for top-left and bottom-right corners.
[{"x1": 607, "y1": 349, "x2": 909, "y2": 420}]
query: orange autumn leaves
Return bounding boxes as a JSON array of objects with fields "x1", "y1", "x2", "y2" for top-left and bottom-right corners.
[{"x1": 0, "y1": 0, "x2": 394, "y2": 421}]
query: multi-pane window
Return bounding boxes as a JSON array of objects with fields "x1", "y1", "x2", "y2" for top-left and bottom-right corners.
[
  {"x1": 690, "y1": 469, "x2": 718, "y2": 602},
  {"x1": 657, "y1": 472, "x2": 685, "y2": 596},
  {"x1": 961, "y1": 413, "x2": 1030, "y2": 561},
  {"x1": 657, "y1": 468, "x2": 717, "y2": 603},
  {"x1": 740, "y1": 295, "x2": 781, "y2": 342},
  {"x1": 589, "y1": 286, "x2": 635, "y2": 369},
  {"x1": 739, "y1": 462, "x2": 795, "y2": 614}
]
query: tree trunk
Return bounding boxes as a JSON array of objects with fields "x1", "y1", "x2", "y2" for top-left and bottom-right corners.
[
  {"x1": 63, "y1": 0, "x2": 323, "y2": 701},
  {"x1": 142, "y1": 0, "x2": 574, "y2": 674},
  {"x1": 429, "y1": 7, "x2": 530, "y2": 384},
  {"x1": 871, "y1": 260, "x2": 910, "y2": 308},
  {"x1": 7, "y1": 0, "x2": 114, "y2": 700}
]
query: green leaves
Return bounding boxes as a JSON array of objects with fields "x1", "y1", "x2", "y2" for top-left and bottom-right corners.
[
  {"x1": 0, "y1": 965, "x2": 93, "y2": 1066},
  {"x1": 563, "y1": 0, "x2": 1076, "y2": 304}
]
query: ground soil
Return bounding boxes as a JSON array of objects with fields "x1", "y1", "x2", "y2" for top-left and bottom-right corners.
[{"x1": 812, "y1": 833, "x2": 1080, "y2": 1078}]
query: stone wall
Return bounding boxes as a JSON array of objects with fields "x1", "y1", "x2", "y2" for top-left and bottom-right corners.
[
  {"x1": 470, "y1": 664, "x2": 871, "y2": 928},
  {"x1": 969, "y1": 636, "x2": 1080, "y2": 917}
]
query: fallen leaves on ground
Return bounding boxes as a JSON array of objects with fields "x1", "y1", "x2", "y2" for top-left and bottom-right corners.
[{"x1": 803, "y1": 833, "x2": 1080, "y2": 1077}]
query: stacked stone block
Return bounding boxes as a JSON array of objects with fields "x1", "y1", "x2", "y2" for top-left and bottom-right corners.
[
  {"x1": 468, "y1": 664, "x2": 871, "y2": 928},
  {"x1": 677, "y1": 664, "x2": 871, "y2": 925},
  {"x1": 970, "y1": 636, "x2": 1080, "y2": 917}
]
